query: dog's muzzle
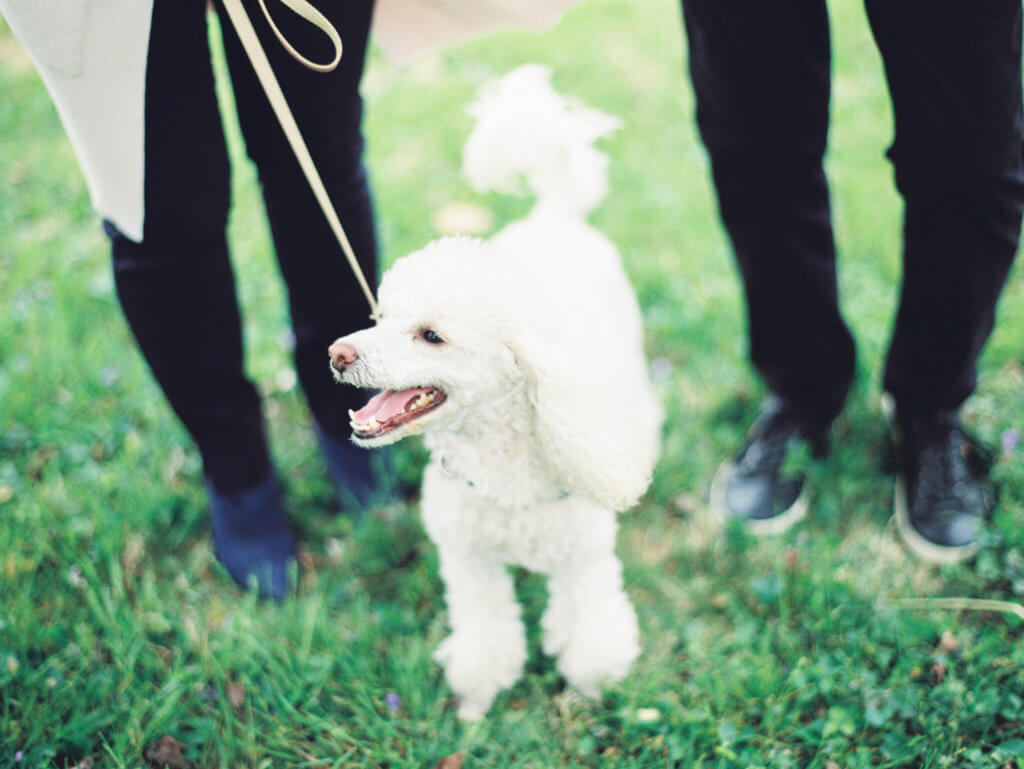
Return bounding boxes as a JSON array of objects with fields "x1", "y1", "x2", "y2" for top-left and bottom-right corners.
[{"x1": 328, "y1": 339, "x2": 358, "y2": 374}]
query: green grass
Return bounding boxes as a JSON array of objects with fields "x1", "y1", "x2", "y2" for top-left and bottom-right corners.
[{"x1": 2, "y1": 1, "x2": 1024, "y2": 767}]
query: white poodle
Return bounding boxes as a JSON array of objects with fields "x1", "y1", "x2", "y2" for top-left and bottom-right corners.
[{"x1": 329, "y1": 66, "x2": 662, "y2": 720}]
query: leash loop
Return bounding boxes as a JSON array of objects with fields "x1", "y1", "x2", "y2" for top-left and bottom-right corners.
[{"x1": 256, "y1": 0, "x2": 342, "y2": 72}]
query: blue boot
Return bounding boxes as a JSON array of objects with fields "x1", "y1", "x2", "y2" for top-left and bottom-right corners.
[
  {"x1": 316, "y1": 427, "x2": 400, "y2": 514},
  {"x1": 208, "y1": 475, "x2": 295, "y2": 601}
]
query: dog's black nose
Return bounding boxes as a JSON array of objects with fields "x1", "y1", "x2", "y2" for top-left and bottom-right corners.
[{"x1": 329, "y1": 340, "x2": 358, "y2": 372}]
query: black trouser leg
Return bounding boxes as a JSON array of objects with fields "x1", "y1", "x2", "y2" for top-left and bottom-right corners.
[
  {"x1": 681, "y1": 0, "x2": 856, "y2": 428},
  {"x1": 110, "y1": 0, "x2": 272, "y2": 494},
  {"x1": 865, "y1": 0, "x2": 1024, "y2": 415},
  {"x1": 215, "y1": 0, "x2": 378, "y2": 442}
]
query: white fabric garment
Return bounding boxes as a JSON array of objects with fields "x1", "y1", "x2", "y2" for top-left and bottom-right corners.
[
  {"x1": 1, "y1": 0, "x2": 153, "y2": 241},
  {"x1": 372, "y1": 0, "x2": 583, "y2": 63},
  {"x1": 0, "y1": 0, "x2": 582, "y2": 242}
]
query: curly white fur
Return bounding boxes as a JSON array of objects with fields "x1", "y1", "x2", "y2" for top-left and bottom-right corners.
[{"x1": 330, "y1": 67, "x2": 662, "y2": 720}]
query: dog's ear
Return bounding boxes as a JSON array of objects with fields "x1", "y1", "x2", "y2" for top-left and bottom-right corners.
[{"x1": 506, "y1": 329, "x2": 662, "y2": 511}]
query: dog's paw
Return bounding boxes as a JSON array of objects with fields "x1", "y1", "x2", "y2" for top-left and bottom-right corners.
[
  {"x1": 456, "y1": 699, "x2": 489, "y2": 722},
  {"x1": 434, "y1": 628, "x2": 526, "y2": 720},
  {"x1": 555, "y1": 600, "x2": 640, "y2": 699},
  {"x1": 559, "y1": 640, "x2": 637, "y2": 700},
  {"x1": 433, "y1": 633, "x2": 457, "y2": 666},
  {"x1": 435, "y1": 637, "x2": 494, "y2": 720},
  {"x1": 560, "y1": 654, "x2": 632, "y2": 700}
]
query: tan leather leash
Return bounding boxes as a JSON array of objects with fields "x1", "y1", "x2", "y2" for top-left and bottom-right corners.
[
  {"x1": 255, "y1": 0, "x2": 342, "y2": 72},
  {"x1": 219, "y1": 0, "x2": 379, "y2": 316}
]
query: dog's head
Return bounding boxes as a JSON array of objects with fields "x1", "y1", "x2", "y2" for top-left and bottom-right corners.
[
  {"x1": 330, "y1": 235, "x2": 661, "y2": 510},
  {"x1": 329, "y1": 237, "x2": 525, "y2": 448}
]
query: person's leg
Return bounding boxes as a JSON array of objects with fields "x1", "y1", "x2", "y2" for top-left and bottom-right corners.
[
  {"x1": 214, "y1": 0, "x2": 388, "y2": 508},
  {"x1": 865, "y1": 0, "x2": 1024, "y2": 561},
  {"x1": 682, "y1": 0, "x2": 851, "y2": 531},
  {"x1": 109, "y1": 0, "x2": 292, "y2": 596},
  {"x1": 682, "y1": 0, "x2": 855, "y2": 428},
  {"x1": 867, "y1": 0, "x2": 1024, "y2": 412}
]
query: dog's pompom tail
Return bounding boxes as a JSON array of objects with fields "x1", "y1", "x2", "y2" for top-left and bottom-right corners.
[{"x1": 463, "y1": 65, "x2": 622, "y2": 218}]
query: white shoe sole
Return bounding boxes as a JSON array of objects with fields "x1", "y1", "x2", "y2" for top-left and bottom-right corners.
[
  {"x1": 893, "y1": 476, "x2": 979, "y2": 565},
  {"x1": 883, "y1": 393, "x2": 980, "y2": 565},
  {"x1": 709, "y1": 461, "x2": 809, "y2": 536}
]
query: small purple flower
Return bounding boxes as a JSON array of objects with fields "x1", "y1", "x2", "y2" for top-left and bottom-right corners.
[
  {"x1": 1003, "y1": 428, "x2": 1020, "y2": 455},
  {"x1": 14, "y1": 751, "x2": 23, "y2": 762},
  {"x1": 649, "y1": 357, "x2": 673, "y2": 383},
  {"x1": 385, "y1": 692, "x2": 402, "y2": 713}
]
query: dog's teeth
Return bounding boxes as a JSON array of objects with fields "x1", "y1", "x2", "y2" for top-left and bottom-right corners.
[
  {"x1": 410, "y1": 392, "x2": 436, "y2": 411},
  {"x1": 352, "y1": 415, "x2": 381, "y2": 433},
  {"x1": 348, "y1": 409, "x2": 357, "y2": 420}
]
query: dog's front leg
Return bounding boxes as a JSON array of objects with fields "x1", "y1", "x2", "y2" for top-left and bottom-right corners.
[
  {"x1": 433, "y1": 546, "x2": 527, "y2": 720},
  {"x1": 543, "y1": 551, "x2": 640, "y2": 699}
]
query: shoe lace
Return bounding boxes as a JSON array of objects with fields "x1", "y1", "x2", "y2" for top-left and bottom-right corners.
[
  {"x1": 913, "y1": 423, "x2": 978, "y2": 508},
  {"x1": 736, "y1": 416, "x2": 798, "y2": 476}
]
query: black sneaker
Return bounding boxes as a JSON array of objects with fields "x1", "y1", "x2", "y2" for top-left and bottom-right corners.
[
  {"x1": 710, "y1": 397, "x2": 828, "y2": 535},
  {"x1": 892, "y1": 407, "x2": 990, "y2": 564}
]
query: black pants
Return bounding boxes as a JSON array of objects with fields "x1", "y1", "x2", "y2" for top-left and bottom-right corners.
[
  {"x1": 107, "y1": 0, "x2": 377, "y2": 493},
  {"x1": 681, "y1": 0, "x2": 1024, "y2": 428}
]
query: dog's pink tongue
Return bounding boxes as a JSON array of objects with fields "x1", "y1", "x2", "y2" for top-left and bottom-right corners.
[{"x1": 354, "y1": 388, "x2": 432, "y2": 422}]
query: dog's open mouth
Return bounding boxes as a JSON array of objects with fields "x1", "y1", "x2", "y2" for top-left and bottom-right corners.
[{"x1": 349, "y1": 386, "x2": 447, "y2": 439}]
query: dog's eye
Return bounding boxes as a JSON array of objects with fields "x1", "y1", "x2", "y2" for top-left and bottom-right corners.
[{"x1": 420, "y1": 329, "x2": 445, "y2": 345}]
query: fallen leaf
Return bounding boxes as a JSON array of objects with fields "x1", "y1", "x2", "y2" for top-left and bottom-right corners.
[
  {"x1": 931, "y1": 660, "x2": 947, "y2": 684},
  {"x1": 144, "y1": 736, "x2": 192, "y2": 769},
  {"x1": 27, "y1": 447, "x2": 56, "y2": 481},
  {"x1": 670, "y1": 491, "x2": 702, "y2": 516},
  {"x1": 296, "y1": 545, "x2": 324, "y2": 570},
  {"x1": 824, "y1": 762, "x2": 841, "y2": 769},
  {"x1": 227, "y1": 679, "x2": 245, "y2": 712},
  {"x1": 122, "y1": 534, "x2": 146, "y2": 579},
  {"x1": 783, "y1": 547, "x2": 799, "y2": 573},
  {"x1": 70, "y1": 757, "x2": 94, "y2": 769},
  {"x1": 432, "y1": 751, "x2": 466, "y2": 769},
  {"x1": 937, "y1": 630, "x2": 960, "y2": 654},
  {"x1": 150, "y1": 644, "x2": 173, "y2": 665}
]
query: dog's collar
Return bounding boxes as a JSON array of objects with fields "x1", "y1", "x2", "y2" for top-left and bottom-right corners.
[{"x1": 439, "y1": 455, "x2": 572, "y2": 507}]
